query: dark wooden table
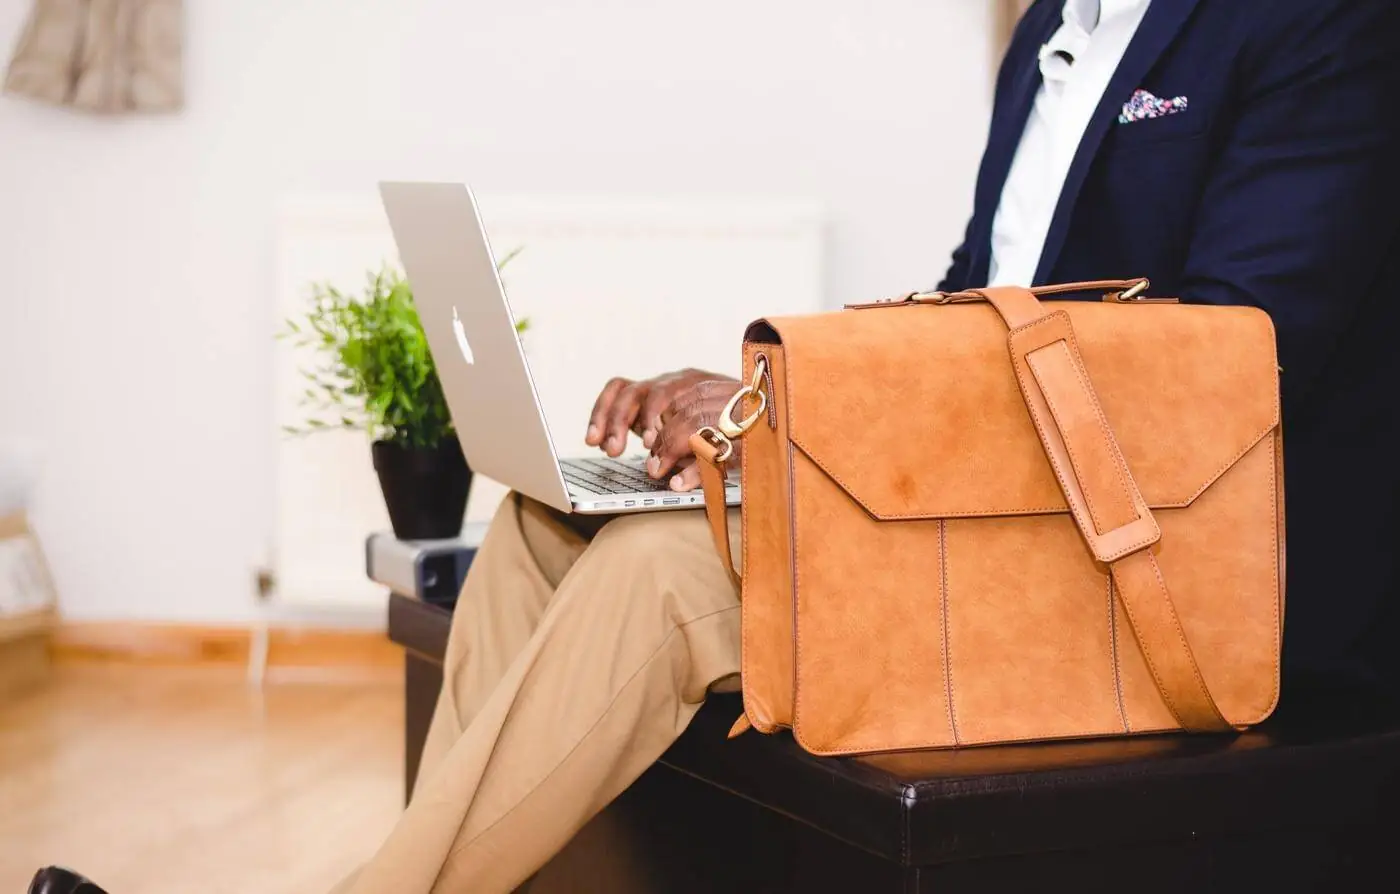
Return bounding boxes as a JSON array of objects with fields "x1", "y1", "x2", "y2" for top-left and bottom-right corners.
[{"x1": 388, "y1": 591, "x2": 1400, "y2": 893}]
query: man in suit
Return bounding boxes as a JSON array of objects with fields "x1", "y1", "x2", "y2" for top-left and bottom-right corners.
[
  {"x1": 942, "y1": 0, "x2": 1400, "y2": 699},
  {"x1": 32, "y1": 2, "x2": 1400, "y2": 893},
  {"x1": 340, "y1": 2, "x2": 1400, "y2": 892}
]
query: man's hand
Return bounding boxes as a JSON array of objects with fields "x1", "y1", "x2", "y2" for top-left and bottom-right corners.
[
  {"x1": 648, "y1": 375, "x2": 744, "y2": 491},
  {"x1": 585, "y1": 370, "x2": 740, "y2": 490}
]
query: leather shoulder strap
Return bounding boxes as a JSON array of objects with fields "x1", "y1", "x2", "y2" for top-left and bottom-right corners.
[
  {"x1": 976, "y1": 286, "x2": 1233, "y2": 732},
  {"x1": 693, "y1": 432, "x2": 741, "y2": 591}
]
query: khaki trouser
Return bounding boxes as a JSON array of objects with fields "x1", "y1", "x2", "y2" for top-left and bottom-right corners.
[{"x1": 337, "y1": 494, "x2": 742, "y2": 893}]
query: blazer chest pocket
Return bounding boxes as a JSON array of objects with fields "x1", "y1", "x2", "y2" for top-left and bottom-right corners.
[{"x1": 1109, "y1": 93, "x2": 1212, "y2": 147}]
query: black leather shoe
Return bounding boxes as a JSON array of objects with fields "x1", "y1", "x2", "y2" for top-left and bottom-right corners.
[{"x1": 27, "y1": 868, "x2": 108, "y2": 894}]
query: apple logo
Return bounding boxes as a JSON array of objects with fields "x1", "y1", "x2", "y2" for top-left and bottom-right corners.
[{"x1": 452, "y1": 307, "x2": 475, "y2": 365}]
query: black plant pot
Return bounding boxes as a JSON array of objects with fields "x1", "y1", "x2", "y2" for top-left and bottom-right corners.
[{"x1": 371, "y1": 438, "x2": 472, "y2": 541}]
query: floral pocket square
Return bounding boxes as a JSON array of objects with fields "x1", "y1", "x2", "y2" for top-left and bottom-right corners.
[{"x1": 1119, "y1": 88, "x2": 1189, "y2": 124}]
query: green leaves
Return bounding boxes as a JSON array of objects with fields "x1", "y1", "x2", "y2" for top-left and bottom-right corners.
[
  {"x1": 278, "y1": 254, "x2": 527, "y2": 449},
  {"x1": 280, "y1": 251, "x2": 529, "y2": 447}
]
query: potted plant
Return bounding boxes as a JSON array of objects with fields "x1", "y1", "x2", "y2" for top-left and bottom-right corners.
[{"x1": 280, "y1": 254, "x2": 527, "y2": 540}]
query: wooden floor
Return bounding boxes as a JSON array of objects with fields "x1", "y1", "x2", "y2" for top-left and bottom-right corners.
[{"x1": 0, "y1": 665, "x2": 403, "y2": 894}]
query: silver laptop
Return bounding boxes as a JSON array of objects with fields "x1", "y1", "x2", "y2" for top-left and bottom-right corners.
[{"x1": 378, "y1": 181, "x2": 741, "y2": 515}]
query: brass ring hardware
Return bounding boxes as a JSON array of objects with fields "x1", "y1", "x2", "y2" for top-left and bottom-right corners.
[
  {"x1": 718, "y1": 386, "x2": 767, "y2": 438},
  {"x1": 717, "y1": 357, "x2": 769, "y2": 438},
  {"x1": 1119, "y1": 278, "x2": 1150, "y2": 300},
  {"x1": 748, "y1": 355, "x2": 768, "y2": 395},
  {"x1": 695, "y1": 426, "x2": 733, "y2": 463}
]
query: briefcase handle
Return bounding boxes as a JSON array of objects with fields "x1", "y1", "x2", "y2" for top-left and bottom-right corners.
[{"x1": 845, "y1": 277, "x2": 1173, "y2": 310}]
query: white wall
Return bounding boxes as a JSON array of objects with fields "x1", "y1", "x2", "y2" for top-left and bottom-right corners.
[{"x1": 0, "y1": 0, "x2": 994, "y2": 624}]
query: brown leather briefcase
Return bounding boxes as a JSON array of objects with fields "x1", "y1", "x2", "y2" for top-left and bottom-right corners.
[{"x1": 692, "y1": 279, "x2": 1283, "y2": 756}]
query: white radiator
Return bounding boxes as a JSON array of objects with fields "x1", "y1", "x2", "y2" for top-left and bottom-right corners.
[{"x1": 271, "y1": 194, "x2": 824, "y2": 610}]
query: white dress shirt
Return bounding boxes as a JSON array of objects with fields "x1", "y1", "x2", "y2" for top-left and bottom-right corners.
[{"x1": 987, "y1": 0, "x2": 1152, "y2": 287}]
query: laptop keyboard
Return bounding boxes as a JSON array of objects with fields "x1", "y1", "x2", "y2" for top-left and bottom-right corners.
[{"x1": 562, "y1": 456, "x2": 674, "y2": 495}]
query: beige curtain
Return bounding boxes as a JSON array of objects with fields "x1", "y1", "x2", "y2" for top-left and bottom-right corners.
[{"x1": 3, "y1": 0, "x2": 182, "y2": 114}]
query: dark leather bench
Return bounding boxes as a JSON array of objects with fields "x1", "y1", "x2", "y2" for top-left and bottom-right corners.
[{"x1": 389, "y1": 592, "x2": 1400, "y2": 893}]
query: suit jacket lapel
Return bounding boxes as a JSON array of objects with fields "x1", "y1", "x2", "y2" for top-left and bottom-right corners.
[
  {"x1": 967, "y1": 3, "x2": 1062, "y2": 285},
  {"x1": 1031, "y1": 0, "x2": 1203, "y2": 284}
]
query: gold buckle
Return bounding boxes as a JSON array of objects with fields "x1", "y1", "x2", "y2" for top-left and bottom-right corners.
[
  {"x1": 1119, "y1": 279, "x2": 1149, "y2": 300},
  {"x1": 717, "y1": 357, "x2": 769, "y2": 439},
  {"x1": 909, "y1": 290, "x2": 984, "y2": 305},
  {"x1": 694, "y1": 426, "x2": 734, "y2": 463}
]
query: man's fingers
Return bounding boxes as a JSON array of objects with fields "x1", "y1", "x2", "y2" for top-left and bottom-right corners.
[
  {"x1": 591, "y1": 370, "x2": 737, "y2": 458},
  {"x1": 639, "y1": 374, "x2": 688, "y2": 446},
  {"x1": 648, "y1": 409, "x2": 700, "y2": 479},
  {"x1": 669, "y1": 460, "x2": 702, "y2": 493},
  {"x1": 587, "y1": 378, "x2": 632, "y2": 446},
  {"x1": 639, "y1": 385, "x2": 668, "y2": 448},
  {"x1": 602, "y1": 382, "x2": 645, "y2": 456},
  {"x1": 657, "y1": 382, "x2": 700, "y2": 427}
]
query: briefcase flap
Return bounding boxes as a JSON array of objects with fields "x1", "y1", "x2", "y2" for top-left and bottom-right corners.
[{"x1": 747, "y1": 301, "x2": 1279, "y2": 520}]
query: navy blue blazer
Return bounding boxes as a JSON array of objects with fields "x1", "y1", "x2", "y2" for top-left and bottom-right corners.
[{"x1": 941, "y1": 0, "x2": 1400, "y2": 696}]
